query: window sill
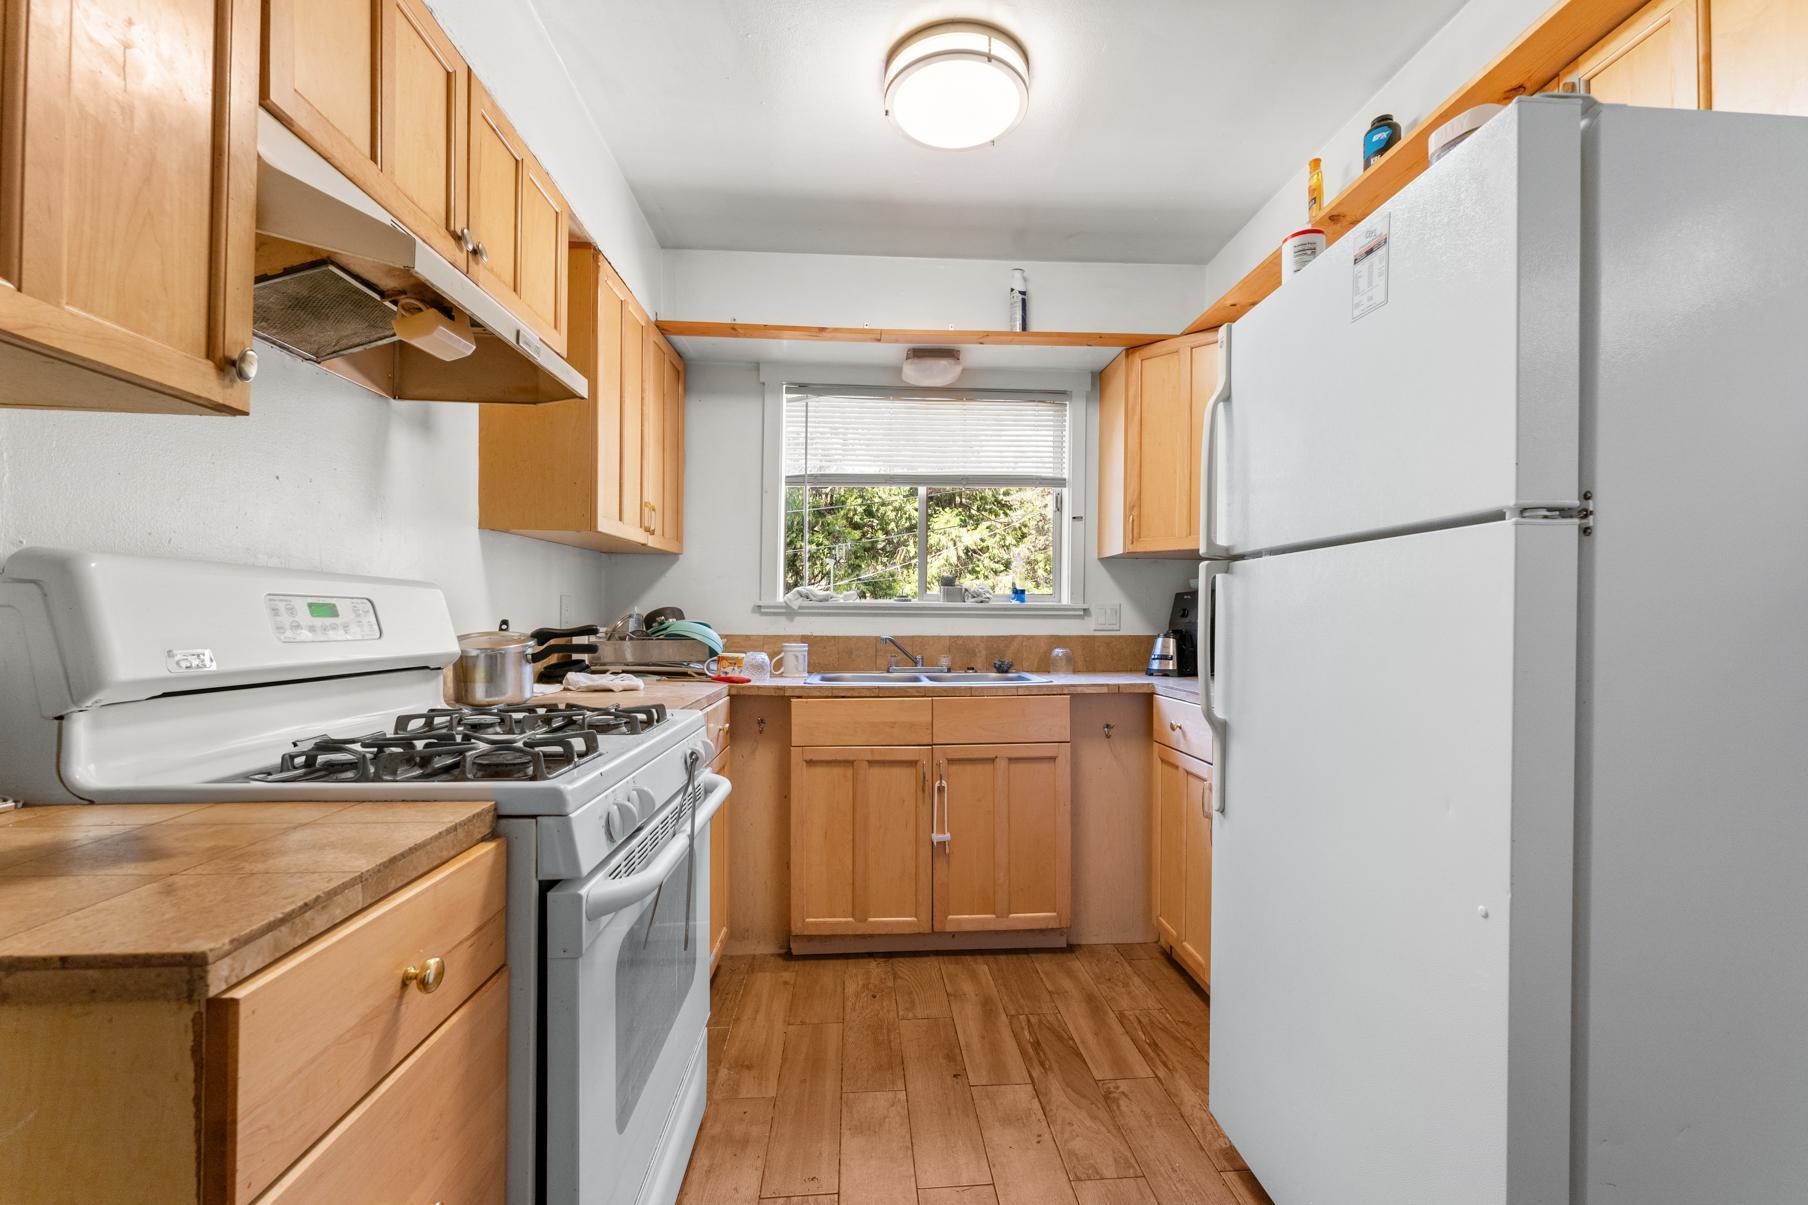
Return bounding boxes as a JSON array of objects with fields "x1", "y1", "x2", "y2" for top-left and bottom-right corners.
[{"x1": 756, "y1": 601, "x2": 1088, "y2": 618}]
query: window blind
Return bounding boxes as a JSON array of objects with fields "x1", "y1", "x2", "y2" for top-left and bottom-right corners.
[{"x1": 784, "y1": 384, "x2": 1070, "y2": 487}]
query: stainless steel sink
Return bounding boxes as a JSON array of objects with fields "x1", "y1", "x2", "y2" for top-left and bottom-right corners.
[
  {"x1": 808, "y1": 672, "x2": 928, "y2": 684},
  {"x1": 919, "y1": 672, "x2": 1049, "y2": 684}
]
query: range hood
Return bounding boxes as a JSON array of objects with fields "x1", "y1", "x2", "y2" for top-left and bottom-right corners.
[{"x1": 254, "y1": 112, "x2": 587, "y2": 404}]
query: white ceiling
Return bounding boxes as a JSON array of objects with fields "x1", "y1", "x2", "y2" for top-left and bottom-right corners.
[{"x1": 529, "y1": 0, "x2": 1472, "y2": 265}]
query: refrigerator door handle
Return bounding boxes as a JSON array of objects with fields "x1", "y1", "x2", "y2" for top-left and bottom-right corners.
[
  {"x1": 1201, "y1": 323, "x2": 1233, "y2": 559},
  {"x1": 1200, "y1": 560, "x2": 1229, "y2": 814}
]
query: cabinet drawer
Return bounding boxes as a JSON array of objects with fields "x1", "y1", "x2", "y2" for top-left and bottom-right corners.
[
  {"x1": 1153, "y1": 694, "x2": 1213, "y2": 762},
  {"x1": 932, "y1": 695, "x2": 1070, "y2": 744},
  {"x1": 252, "y1": 970, "x2": 509, "y2": 1204},
  {"x1": 705, "y1": 698, "x2": 731, "y2": 752},
  {"x1": 206, "y1": 840, "x2": 507, "y2": 1204},
  {"x1": 792, "y1": 698, "x2": 933, "y2": 746}
]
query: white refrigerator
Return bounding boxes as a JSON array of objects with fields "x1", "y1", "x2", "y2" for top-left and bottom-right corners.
[{"x1": 1199, "y1": 95, "x2": 1808, "y2": 1205}]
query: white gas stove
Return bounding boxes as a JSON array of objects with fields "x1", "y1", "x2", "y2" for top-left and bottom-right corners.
[{"x1": 0, "y1": 549, "x2": 729, "y2": 1205}]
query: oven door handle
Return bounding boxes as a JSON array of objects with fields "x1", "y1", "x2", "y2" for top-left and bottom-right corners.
[{"x1": 580, "y1": 773, "x2": 731, "y2": 922}]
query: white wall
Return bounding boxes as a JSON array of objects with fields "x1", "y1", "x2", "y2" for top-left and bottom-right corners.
[
  {"x1": 1201, "y1": 0, "x2": 1552, "y2": 303},
  {"x1": 604, "y1": 361, "x2": 1194, "y2": 636},
  {"x1": 426, "y1": 0, "x2": 664, "y2": 308},
  {"x1": 663, "y1": 249, "x2": 1205, "y2": 333},
  {"x1": 0, "y1": 351, "x2": 605, "y2": 634}
]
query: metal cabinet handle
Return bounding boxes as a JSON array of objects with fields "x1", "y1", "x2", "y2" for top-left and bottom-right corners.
[
  {"x1": 458, "y1": 227, "x2": 475, "y2": 253},
  {"x1": 1168, "y1": 721, "x2": 1183, "y2": 732},
  {"x1": 931, "y1": 759, "x2": 951, "y2": 848},
  {"x1": 402, "y1": 956, "x2": 446, "y2": 994},
  {"x1": 474, "y1": 241, "x2": 490, "y2": 265},
  {"x1": 231, "y1": 348, "x2": 259, "y2": 383}
]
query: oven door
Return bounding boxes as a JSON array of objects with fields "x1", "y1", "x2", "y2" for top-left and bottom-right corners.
[{"x1": 543, "y1": 771, "x2": 730, "y2": 1205}]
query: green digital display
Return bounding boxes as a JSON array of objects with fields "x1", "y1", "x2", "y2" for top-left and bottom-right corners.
[{"x1": 307, "y1": 602, "x2": 340, "y2": 619}]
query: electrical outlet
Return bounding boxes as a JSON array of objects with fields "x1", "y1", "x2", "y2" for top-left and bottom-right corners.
[
  {"x1": 559, "y1": 594, "x2": 576, "y2": 626},
  {"x1": 1092, "y1": 603, "x2": 1121, "y2": 631}
]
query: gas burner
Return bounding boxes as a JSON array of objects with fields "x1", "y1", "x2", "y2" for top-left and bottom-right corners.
[{"x1": 245, "y1": 702, "x2": 668, "y2": 784}]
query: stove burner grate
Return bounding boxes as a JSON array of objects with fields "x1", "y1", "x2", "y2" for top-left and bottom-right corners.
[{"x1": 245, "y1": 702, "x2": 669, "y2": 784}]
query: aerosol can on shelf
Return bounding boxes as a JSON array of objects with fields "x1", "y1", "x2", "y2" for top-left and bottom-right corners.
[{"x1": 1009, "y1": 268, "x2": 1029, "y2": 332}]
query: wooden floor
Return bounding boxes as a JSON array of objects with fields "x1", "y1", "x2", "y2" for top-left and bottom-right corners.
[{"x1": 681, "y1": 945, "x2": 1274, "y2": 1205}]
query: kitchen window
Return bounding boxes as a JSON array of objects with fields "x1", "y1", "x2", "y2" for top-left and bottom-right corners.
[{"x1": 777, "y1": 383, "x2": 1074, "y2": 605}]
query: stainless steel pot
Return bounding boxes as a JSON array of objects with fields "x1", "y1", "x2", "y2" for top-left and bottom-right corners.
[{"x1": 453, "y1": 620, "x2": 536, "y2": 706}]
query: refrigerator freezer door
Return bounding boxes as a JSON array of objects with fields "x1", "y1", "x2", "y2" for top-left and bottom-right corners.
[
  {"x1": 1215, "y1": 97, "x2": 1583, "y2": 556},
  {"x1": 1208, "y1": 520, "x2": 1577, "y2": 1205}
]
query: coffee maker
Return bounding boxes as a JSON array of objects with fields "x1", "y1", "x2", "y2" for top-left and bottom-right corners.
[{"x1": 1146, "y1": 588, "x2": 1199, "y2": 677}]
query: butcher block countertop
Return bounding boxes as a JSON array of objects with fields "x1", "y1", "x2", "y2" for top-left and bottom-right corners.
[{"x1": 0, "y1": 800, "x2": 494, "y2": 996}]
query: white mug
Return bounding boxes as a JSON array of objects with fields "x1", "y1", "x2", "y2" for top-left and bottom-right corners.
[{"x1": 774, "y1": 642, "x2": 809, "y2": 678}]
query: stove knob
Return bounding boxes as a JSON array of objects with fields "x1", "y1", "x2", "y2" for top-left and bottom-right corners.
[{"x1": 604, "y1": 803, "x2": 627, "y2": 842}]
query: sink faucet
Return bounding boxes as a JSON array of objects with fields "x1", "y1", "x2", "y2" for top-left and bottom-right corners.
[{"x1": 880, "y1": 636, "x2": 923, "y2": 670}]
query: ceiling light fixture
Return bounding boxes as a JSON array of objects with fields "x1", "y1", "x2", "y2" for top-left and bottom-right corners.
[
  {"x1": 902, "y1": 347, "x2": 963, "y2": 387},
  {"x1": 884, "y1": 20, "x2": 1029, "y2": 150}
]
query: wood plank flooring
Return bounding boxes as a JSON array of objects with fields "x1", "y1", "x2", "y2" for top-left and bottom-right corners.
[{"x1": 681, "y1": 947, "x2": 1273, "y2": 1205}]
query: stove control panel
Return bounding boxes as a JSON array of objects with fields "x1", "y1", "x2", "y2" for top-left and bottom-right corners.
[{"x1": 265, "y1": 594, "x2": 381, "y2": 643}]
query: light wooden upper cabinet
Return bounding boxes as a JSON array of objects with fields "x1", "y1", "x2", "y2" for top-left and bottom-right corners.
[
  {"x1": 1099, "y1": 329, "x2": 1219, "y2": 558},
  {"x1": 478, "y1": 247, "x2": 684, "y2": 554},
  {"x1": 791, "y1": 745, "x2": 935, "y2": 936},
  {"x1": 935, "y1": 743, "x2": 1072, "y2": 932},
  {"x1": 381, "y1": 0, "x2": 468, "y2": 266},
  {"x1": 1711, "y1": 0, "x2": 1808, "y2": 114},
  {"x1": 1152, "y1": 743, "x2": 1212, "y2": 990},
  {"x1": 642, "y1": 330, "x2": 686, "y2": 551},
  {"x1": 1559, "y1": 0, "x2": 1705, "y2": 107},
  {"x1": 468, "y1": 77, "x2": 568, "y2": 356},
  {"x1": 264, "y1": 0, "x2": 379, "y2": 172},
  {"x1": 0, "y1": 0, "x2": 259, "y2": 414}
]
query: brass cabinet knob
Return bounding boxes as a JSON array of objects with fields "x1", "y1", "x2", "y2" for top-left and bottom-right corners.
[
  {"x1": 402, "y1": 956, "x2": 446, "y2": 994},
  {"x1": 1168, "y1": 721, "x2": 1182, "y2": 732}
]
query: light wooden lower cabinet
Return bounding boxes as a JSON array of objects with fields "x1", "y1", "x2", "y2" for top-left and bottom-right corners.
[
  {"x1": 252, "y1": 970, "x2": 508, "y2": 1204},
  {"x1": 788, "y1": 696, "x2": 1073, "y2": 945},
  {"x1": 791, "y1": 745, "x2": 935, "y2": 936},
  {"x1": 1153, "y1": 743, "x2": 1212, "y2": 989},
  {"x1": 935, "y1": 743, "x2": 1072, "y2": 932}
]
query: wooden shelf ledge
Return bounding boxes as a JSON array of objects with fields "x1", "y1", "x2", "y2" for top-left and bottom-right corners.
[
  {"x1": 656, "y1": 321, "x2": 1167, "y2": 348},
  {"x1": 1181, "y1": 0, "x2": 1648, "y2": 335}
]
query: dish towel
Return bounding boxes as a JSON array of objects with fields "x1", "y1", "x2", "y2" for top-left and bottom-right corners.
[
  {"x1": 555, "y1": 671, "x2": 647, "y2": 693},
  {"x1": 784, "y1": 585, "x2": 858, "y2": 606}
]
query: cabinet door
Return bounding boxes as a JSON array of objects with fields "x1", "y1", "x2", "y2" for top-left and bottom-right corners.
[
  {"x1": 791, "y1": 746, "x2": 933, "y2": 936},
  {"x1": 1152, "y1": 744, "x2": 1189, "y2": 949},
  {"x1": 264, "y1": 0, "x2": 379, "y2": 173},
  {"x1": 641, "y1": 334, "x2": 685, "y2": 551},
  {"x1": 640, "y1": 326, "x2": 667, "y2": 542},
  {"x1": 708, "y1": 744, "x2": 730, "y2": 970},
  {"x1": 1711, "y1": 0, "x2": 1808, "y2": 115},
  {"x1": 615, "y1": 284, "x2": 649, "y2": 539},
  {"x1": 467, "y1": 78, "x2": 569, "y2": 357},
  {"x1": 1565, "y1": 0, "x2": 1703, "y2": 107},
  {"x1": 1, "y1": 0, "x2": 258, "y2": 414},
  {"x1": 380, "y1": 0, "x2": 467, "y2": 266},
  {"x1": 1127, "y1": 340, "x2": 1192, "y2": 551},
  {"x1": 1176, "y1": 766, "x2": 1213, "y2": 987},
  {"x1": 934, "y1": 743, "x2": 1071, "y2": 932}
]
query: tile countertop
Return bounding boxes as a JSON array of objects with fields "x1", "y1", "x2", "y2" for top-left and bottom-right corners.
[{"x1": 0, "y1": 800, "x2": 494, "y2": 996}]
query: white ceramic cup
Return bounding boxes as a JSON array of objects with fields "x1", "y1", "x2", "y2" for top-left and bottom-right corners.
[{"x1": 774, "y1": 642, "x2": 809, "y2": 678}]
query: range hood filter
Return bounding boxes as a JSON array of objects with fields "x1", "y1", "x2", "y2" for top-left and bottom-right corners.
[{"x1": 252, "y1": 262, "x2": 399, "y2": 363}]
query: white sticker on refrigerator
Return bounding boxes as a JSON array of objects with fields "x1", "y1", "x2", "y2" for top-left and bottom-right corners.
[{"x1": 1351, "y1": 213, "x2": 1390, "y2": 320}]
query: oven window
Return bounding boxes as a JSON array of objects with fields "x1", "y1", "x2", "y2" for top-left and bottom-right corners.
[{"x1": 614, "y1": 848, "x2": 695, "y2": 1128}]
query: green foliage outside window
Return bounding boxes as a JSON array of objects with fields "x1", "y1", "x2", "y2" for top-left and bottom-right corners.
[{"x1": 784, "y1": 485, "x2": 1057, "y2": 599}]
